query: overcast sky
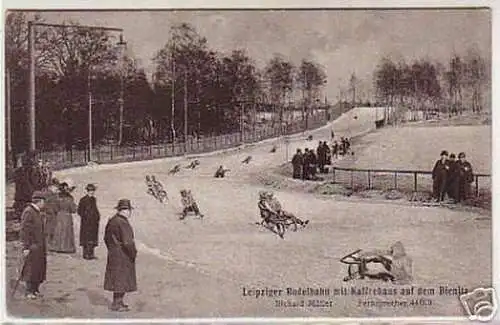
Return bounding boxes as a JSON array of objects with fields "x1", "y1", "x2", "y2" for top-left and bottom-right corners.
[{"x1": 28, "y1": 9, "x2": 491, "y2": 101}]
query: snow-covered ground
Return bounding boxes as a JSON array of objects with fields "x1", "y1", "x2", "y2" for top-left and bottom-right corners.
[{"x1": 5, "y1": 106, "x2": 491, "y2": 319}]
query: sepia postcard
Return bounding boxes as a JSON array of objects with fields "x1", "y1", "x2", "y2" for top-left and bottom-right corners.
[{"x1": 1, "y1": 4, "x2": 495, "y2": 322}]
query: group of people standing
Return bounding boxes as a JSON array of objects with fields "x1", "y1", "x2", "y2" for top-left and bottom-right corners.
[
  {"x1": 17, "y1": 181, "x2": 137, "y2": 311},
  {"x1": 432, "y1": 150, "x2": 474, "y2": 203},
  {"x1": 291, "y1": 137, "x2": 351, "y2": 180},
  {"x1": 14, "y1": 153, "x2": 137, "y2": 312}
]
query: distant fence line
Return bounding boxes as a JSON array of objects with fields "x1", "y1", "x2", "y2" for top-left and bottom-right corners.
[
  {"x1": 331, "y1": 166, "x2": 491, "y2": 197},
  {"x1": 6, "y1": 112, "x2": 329, "y2": 178}
]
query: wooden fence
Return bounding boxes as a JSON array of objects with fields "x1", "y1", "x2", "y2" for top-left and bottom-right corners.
[
  {"x1": 331, "y1": 166, "x2": 491, "y2": 197},
  {"x1": 6, "y1": 112, "x2": 328, "y2": 178}
]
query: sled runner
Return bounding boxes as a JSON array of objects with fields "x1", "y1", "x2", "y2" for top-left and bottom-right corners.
[{"x1": 256, "y1": 212, "x2": 308, "y2": 239}]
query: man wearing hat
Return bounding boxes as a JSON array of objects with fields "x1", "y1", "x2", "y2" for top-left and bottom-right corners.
[
  {"x1": 77, "y1": 184, "x2": 101, "y2": 260},
  {"x1": 457, "y1": 152, "x2": 474, "y2": 202},
  {"x1": 432, "y1": 150, "x2": 449, "y2": 202},
  {"x1": 104, "y1": 199, "x2": 137, "y2": 311},
  {"x1": 19, "y1": 190, "x2": 48, "y2": 299},
  {"x1": 446, "y1": 153, "x2": 461, "y2": 203},
  {"x1": 291, "y1": 149, "x2": 303, "y2": 179}
]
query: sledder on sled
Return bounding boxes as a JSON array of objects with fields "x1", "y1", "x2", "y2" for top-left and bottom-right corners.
[
  {"x1": 340, "y1": 242, "x2": 412, "y2": 284},
  {"x1": 179, "y1": 189, "x2": 204, "y2": 220},
  {"x1": 145, "y1": 175, "x2": 168, "y2": 203},
  {"x1": 169, "y1": 164, "x2": 181, "y2": 175},
  {"x1": 257, "y1": 191, "x2": 309, "y2": 239}
]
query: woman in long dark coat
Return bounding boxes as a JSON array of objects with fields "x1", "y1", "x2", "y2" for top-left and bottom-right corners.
[
  {"x1": 48, "y1": 180, "x2": 77, "y2": 253},
  {"x1": 77, "y1": 184, "x2": 101, "y2": 260},
  {"x1": 104, "y1": 199, "x2": 137, "y2": 312},
  {"x1": 432, "y1": 150, "x2": 449, "y2": 202}
]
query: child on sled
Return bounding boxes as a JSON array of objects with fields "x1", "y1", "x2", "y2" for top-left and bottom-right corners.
[{"x1": 180, "y1": 189, "x2": 204, "y2": 219}]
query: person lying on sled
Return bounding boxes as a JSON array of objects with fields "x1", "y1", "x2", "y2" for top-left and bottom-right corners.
[
  {"x1": 356, "y1": 241, "x2": 412, "y2": 284},
  {"x1": 266, "y1": 191, "x2": 309, "y2": 227},
  {"x1": 180, "y1": 189, "x2": 204, "y2": 219}
]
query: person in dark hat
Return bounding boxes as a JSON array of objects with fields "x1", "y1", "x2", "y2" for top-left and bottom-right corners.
[
  {"x1": 103, "y1": 199, "x2": 137, "y2": 312},
  {"x1": 19, "y1": 190, "x2": 49, "y2": 299},
  {"x1": 457, "y1": 152, "x2": 474, "y2": 202},
  {"x1": 48, "y1": 179, "x2": 77, "y2": 253},
  {"x1": 77, "y1": 184, "x2": 101, "y2": 260},
  {"x1": 446, "y1": 153, "x2": 461, "y2": 203},
  {"x1": 432, "y1": 150, "x2": 449, "y2": 202},
  {"x1": 291, "y1": 149, "x2": 303, "y2": 179},
  {"x1": 302, "y1": 148, "x2": 310, "y2": 180}
]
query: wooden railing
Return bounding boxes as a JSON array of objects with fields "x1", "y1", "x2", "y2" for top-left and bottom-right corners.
[{"x1": 331, "y1": 166, "x2": 490, "y2": 196}]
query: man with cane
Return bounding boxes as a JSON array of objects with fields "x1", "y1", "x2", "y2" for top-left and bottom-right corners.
[{"x1": 15, "y1": 191, "x2": 48, "y2": 299}]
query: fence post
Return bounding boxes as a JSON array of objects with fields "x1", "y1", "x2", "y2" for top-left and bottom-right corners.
[
  {"x1": 350, "y1": 170, "x2": 354, "y2": 188},
  {"x1": 414, "y1": 172, "x2": 418, "y2": 192},
  {"x1": 475, "y1": 175, "x2": 479, "y2": 196},
  {"x1": 367, "y1": 170, "x2": 371, "y2": 189},
  {"x1": 394, "y1": 172, "x2": 398, "y2": 189},
  {"x1": 110, "y1": 145, "x2": 113, "y2": 161},
  {"x1": 332, "y1": 167, "x2": 336, "y2": 183}
]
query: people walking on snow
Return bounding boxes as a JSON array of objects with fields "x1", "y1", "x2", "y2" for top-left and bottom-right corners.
[
  {"x1": 77, "y1": 184, "x2": 101, "y2": 260},
  {"x1": 432, "y1": 150, "x2": 449, "y2": 202},
  {"x1": 48, "y1": 180, "x2": 77, "y2": 253},
  {"x1": 19, "y1": 190, "x2": 49, "y2": 299},
  {"x1": 104, "y1": 199, "x2": 137, "y2": 312}
]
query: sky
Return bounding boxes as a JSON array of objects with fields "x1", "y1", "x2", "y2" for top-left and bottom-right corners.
[{"x1": 23, "y1": 9, "x2": 491, "y2": 101}]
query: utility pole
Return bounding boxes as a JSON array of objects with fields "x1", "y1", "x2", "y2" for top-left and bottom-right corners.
[
  {"x1": 28, "y1": 21, "x2": 36, "y2": 152},
  {"x1": 240, "y1": 102, "x2": 245, "y2": 143},
  {"x1": 88, "y1": 71, "x2": 93, "y2": 161},
  {"x1": 6, "y1": 68, "x2": 12, "y2": 155},
  {"x1": 184, "y1": 69, "x2": 188, "y2": 152},
  {"x1": 171, "y1": 39, "x2": 176, "y2": 143},
  {"x1": 26, "y1": 21, "x2": 124, "y2": 154},
  {"x1": 117, "y1": 34, "x2": 127, "y2": 146}
]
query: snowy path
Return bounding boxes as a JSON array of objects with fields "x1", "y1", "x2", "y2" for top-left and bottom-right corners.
[{"x1": 6, "y1": 107, "x2": 491, "y2": 318}]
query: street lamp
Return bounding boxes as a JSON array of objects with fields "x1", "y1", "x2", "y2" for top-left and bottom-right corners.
[
  {"x1": 117, "y1": 34, "x2": 127, "y2": 146},
  {"x1": 27, "y1": 21, "x2": 124, "y2": 153}
]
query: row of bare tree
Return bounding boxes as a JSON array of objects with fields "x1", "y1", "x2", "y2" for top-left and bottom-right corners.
[
  {"x1": 373, "y1": 51, "x2": 490, "y2": 122},
  {"x1": 5, "y1": 13, "x2": 328, "y2": 154}
]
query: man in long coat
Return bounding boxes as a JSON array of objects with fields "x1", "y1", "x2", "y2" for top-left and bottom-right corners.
[
  {"x1": 302, "y1": 149, "x2": 310, "y2": 180},
  {"x1": 19, "y1": 190, "x2": 48, "y2": 299},
  {"x1": 457, "y1": 152, "x2": 474, "y2": 202},
  {"x1": 432, "y1": 150, "x2": 449, "y2": 202},
  {"x1": 77, "y1": 184, "x2": 101, "y2": 260},
  {"x1": 291, "y1": 149, "x2": 303, "y2": 179},
  {"x1": 446, "y1": 153, "x2": 461, "y2": 203},
  {"x1": 104, "y1": 199, "x2": 137, "y2": 312}
]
